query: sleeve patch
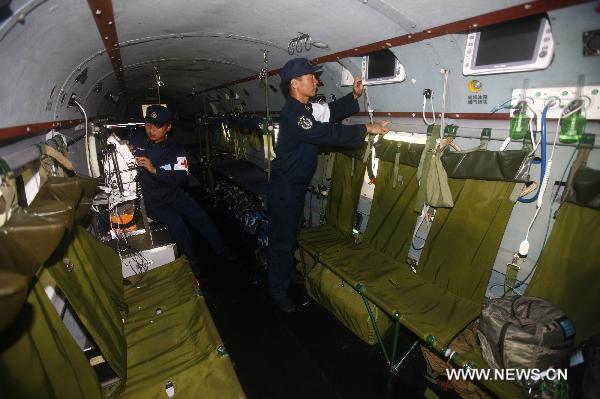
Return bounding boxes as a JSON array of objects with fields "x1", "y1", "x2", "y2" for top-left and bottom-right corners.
[
  {"x1": 174, "y1": 156, "x2": 188, "y2": 173},
  {"x1": 298, "y1": 114, "x2": 313, "y2": 130}
]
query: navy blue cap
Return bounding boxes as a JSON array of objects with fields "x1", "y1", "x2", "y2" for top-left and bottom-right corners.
[
  {"x1": 280, "y1": 58, "x2": 322, "y2": 83},
  {"x1": 144, "y1": 105, "x2": 172, "y2": 126}
]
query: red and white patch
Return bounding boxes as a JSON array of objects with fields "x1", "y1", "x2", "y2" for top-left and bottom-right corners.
[{"x1": 174, "y1": 156, "x2": 188, "y2": 174}]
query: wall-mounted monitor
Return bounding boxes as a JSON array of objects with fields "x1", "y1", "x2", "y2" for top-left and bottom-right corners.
[
  {"x1": 361, "y1": 49, "x2": 405, "y2": 86},
  {"x1": 463, "y1": 15, "x2": 554, "y2": 76}
]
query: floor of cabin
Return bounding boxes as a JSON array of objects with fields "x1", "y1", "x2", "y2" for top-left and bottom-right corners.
[{"x1": 184, "y1": 168, "x2": 462, "y2": 399}]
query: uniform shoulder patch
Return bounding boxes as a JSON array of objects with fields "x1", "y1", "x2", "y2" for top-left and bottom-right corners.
[{"x1": 298, "y1": 114, "x2": 313, "y2": 130}]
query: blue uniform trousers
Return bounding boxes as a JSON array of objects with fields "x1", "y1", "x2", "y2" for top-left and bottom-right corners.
[
  {"x1": 146, "y1": 191, "x2": 226, "y2": 274},
  {"x1": 267, "y1": 178, "x2": 306, "y2": 298}
]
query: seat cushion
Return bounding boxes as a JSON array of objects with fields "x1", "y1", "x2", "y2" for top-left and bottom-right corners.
[
  {"x1": 122, "y1": 259, "x2": 244, "y2": 398},
  {"x1": 306, "y1": 263, "x2": 392, "y2": 345},
  {"x1": 123, "y1": 257, "x2": 198, "y2": 324},
  {"x1": 321, "y1": 246, "x2": 481, "y2": 344},
  {"x1": 122, "y1": 295, "x2": 244, "y2": 399},
  {"x1": 298, "y1": 224, "x2": 355, "y2": 258}
]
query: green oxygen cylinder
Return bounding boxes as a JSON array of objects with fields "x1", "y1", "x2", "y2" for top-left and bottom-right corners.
[
  {"x1": 559, "y1": 100, "x2": 587, "y2": 144},
  {"x1": 509, "y1": 101, "x2": 530, "y2": 140}
]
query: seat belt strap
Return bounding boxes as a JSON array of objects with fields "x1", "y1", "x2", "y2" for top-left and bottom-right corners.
[
  {"x1": 362, "y1": 136, "x2": 373, "y2": 164},
  {"x1": 392, "y1": 151, "x2": 402, "y2": 189},
  {"x1": 406, "y1": 205, "x2": 436, "y2": 272},
  {"x1": 479, "y1": 128, "x2": 491, "y2": 150},
  {"x1": 415, "y1": 125, "x2": 440, "y2": 212}
]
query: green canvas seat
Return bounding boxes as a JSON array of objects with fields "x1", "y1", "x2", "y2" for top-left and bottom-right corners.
[
  {"x1": 301, "y1": 150, "x2": 395, "y2": 345},
  {"x1": 123, "y1": 258, "x2": 199, "y2": 323},
  {"x1": 0, "y1": 269, "x2": 29, "y2": 333},
  {"x1": 319, "y1": 158, "x2": 421, "y2": 276},
  {"x1": 123, "y1": 289, "x2": 242, "y2": 398},
  {"x1": 459, "y1": 165, "x2": 600, "y2": 399},
  {"x1": 525, "y1": 198, "x2": 600, "y2": 344},
  {"x1": 316, "y1": 137, "x2": 529, "y2": 360},
  {"x1": 1, "y1": 176, "x2": 245, "y2": 398},
  {"x1": 298, "y1": 151, "x2": 367, "y2": 259},
  {"x1": 305, "y1": 264, "x2": 392, "y2": 345},
  {"x1": 299, "y1": 223, "x2": 351, "y2": 259},
  {"x1": 305, "y1": 146, "x2": 423, "y2": 345},
  {"x1": 0, "y1": 272, "x2": 105, "y2": 399},
  {"x1": 0, "y1": 200, "x2": 72, "y2": 279},
  {"x1": 317, "y1": 139, "x2": 425, "y2": 278},
  {"x1": 320, "y1": 247, "x2": 481, "y2": 345},
  {"x1": 323, "y1": 170, "x2": 518, "y2": 344},
  {"x1": 47, "y1": 227, "x2": 245, "y2": 398},
  {"x1": 29, "y1": 175, "x2": 99, "y2": 223}
]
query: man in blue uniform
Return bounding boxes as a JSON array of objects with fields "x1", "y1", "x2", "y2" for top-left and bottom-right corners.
[
  {"x1": 268, "y1": 58, "x2": 390, "y2": 313},
  {"x1": 129, "y1": 105, "x2": 236, "y2": 276}
]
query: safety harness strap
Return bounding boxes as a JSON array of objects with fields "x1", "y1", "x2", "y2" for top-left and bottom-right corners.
[
  {"x1": 479, "y1": 128, "x2": 491, "y2": 150},
  {"x1": 392, "y1": 151, "x2": 402, "y2": 189},
  {"x1": 415, "y1": 125, "x2": 440, "y2": 212},
  {"x1": 407, "y1": 204, "x2": 436, "y2": 271}
]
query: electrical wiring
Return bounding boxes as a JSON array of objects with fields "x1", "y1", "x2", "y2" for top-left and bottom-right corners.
[
  {"x1": 512, "y1": 148, "x2": 577, "y2": 290},
  {"x1": 363, "y1": 86, "x2": 374, "y2": 124},
  {"x1": 489, "y1": 97, "x2": 515, "y2": 114},
  {"x1": 72, "y1": 99, "x2": 92, "y2": 176},
  {"x1": 421, "y1": 93, "x2": 435, "y2": 126},
  {"x1": 439, "y1": 69, "x2": 449, "y2": 139},
  {"x1": 518, "y1": 103, "x2": 551, "y2": 204},
  {"x1": 101, "y1": 143, "x2": 149, "y2": 278},
  {"x1": 517, "y1": 99, "x2": 565, "y2": 257}
]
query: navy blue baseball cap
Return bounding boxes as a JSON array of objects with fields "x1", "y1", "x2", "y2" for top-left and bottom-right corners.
[
  {"x1": 144, "y1": 105, "x2": 172, "y2": 126},
  {"x1": 280, "y1": 58, "x2": 322, "y2": 83}
]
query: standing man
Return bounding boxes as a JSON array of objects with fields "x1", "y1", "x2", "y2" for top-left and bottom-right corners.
[
  {"x1": 268, "y1": 58, "x2": 390, "y2": 313},
  {"x1": 130, "y1": 105, "x2": 236, "y2": 277}
]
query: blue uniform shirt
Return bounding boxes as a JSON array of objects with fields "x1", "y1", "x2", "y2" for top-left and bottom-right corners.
[
  {"x1": 272, "y1": 92, "x2": 366, "y2": 185},
  {"x1": 127, "y1": 131, "x2": 189, "y2": 206}
]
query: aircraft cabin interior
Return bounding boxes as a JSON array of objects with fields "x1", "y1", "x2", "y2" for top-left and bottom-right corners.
[{"x1": 1, "y1": 0, "x2": 600, "y2": 398}]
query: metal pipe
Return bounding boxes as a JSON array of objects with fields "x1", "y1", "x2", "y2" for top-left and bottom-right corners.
[
  {"x1": 425, "y1": 334, "x2": 476, "y2": 370},
  {"x1": 392, "y1": 340, "x2": 419, "y2": 372},
  {"x1": 357, "y1": 284, "x2": 391, "y2": 365},
  {"x1": 1, "y1": 135, "x2": 68, "y2": 172},
  {"x1": 390, "y1": 316, "x2": 401, "y2": 366}
]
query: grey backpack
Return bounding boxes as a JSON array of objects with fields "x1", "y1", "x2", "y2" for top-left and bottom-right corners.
[{"x1": 477, "y1": 296, "x2": 575, "y2": 385}]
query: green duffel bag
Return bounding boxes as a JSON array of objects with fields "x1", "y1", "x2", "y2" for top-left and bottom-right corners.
[{"x1": 477, "y1": 296, "x2": 575, "y2": 386}]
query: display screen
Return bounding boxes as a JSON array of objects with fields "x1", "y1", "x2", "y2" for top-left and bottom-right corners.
[
  {"x1": 367, "y1": 49, "x2": 397, "y2": 79},
  {"x1": 474, "y1": 16, "x2": 543, "y2": 66}
]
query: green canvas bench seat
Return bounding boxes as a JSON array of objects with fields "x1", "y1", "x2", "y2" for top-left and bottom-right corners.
[
  {"x1": 0, "y1": 176, "x2": 245, "y2": 398},
  {"x1": 303, "y1": 144, "x2": 424, "y2": 345},
  {"x1": 300, "y1": 149, "x2": 400, "y2": 345},
  {"x1": 123, "y1": 258, "x2": 199, "y2": 322},
  {"x1": 123, "y1": 283, "x2": 238, "y2": 398},
  {"x1": 319, "y1": 248, "x2": 483, "y2": 345},
  {"x1": 452, "y1": 163, "x2": 600, "y2": 399},
  {"x1": 299, "y1": 223, "x2": 351, "y2": 260},
  {"x1": 310, "y1": 135, "x2": 531, "y2": 366},
  {"x1": 320, "y1": 165, "x2": 518, "y2": 344},
  {"x1": 298, "y1": 150, "x2": 367, "y2": 261}
]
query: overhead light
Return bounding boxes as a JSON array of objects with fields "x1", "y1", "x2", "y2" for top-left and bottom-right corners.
[{"x1": 312, "y1": 41, "x2": 329, "y2": 49}]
